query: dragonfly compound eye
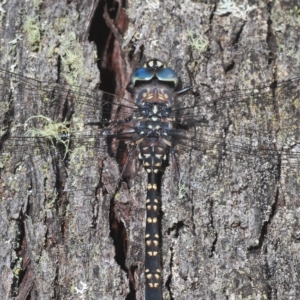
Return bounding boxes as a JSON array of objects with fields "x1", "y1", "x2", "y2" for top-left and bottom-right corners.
[
  {"x1": 131, "y1": 68, "x2": 156, "y2": 85},
  {"x1": 155, "y1": 68, "x2": 179, "y2": 87},
  {"x1": 130, "y1": 59, "x2": 179, "y2": 87}
]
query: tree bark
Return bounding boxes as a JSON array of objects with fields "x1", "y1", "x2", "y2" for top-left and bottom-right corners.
[
  {"x1": 1, "y1": 0, "x2": 300, "y2": 299},
  {"x1": 0, "y1": 1, "x2": 127, "y2": 299}
]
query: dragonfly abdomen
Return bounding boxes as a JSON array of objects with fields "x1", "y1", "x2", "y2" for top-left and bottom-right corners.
[{"x1": 139, "y1": 141, "x2": 167, "y2": 300}]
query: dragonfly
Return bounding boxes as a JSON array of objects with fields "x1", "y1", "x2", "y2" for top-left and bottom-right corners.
[{"x1": 0, "y1": 61, "x2": 300, "y2": 299}]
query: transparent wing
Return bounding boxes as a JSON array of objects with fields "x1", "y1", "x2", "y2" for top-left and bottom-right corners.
[{"x1": 1, "y1": 67, "x2": 300, "y2": 200}]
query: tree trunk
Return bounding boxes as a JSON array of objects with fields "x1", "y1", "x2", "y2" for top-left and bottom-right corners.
[{"x1": 1, "y1": 0, "x2": 300, "y2": 299}]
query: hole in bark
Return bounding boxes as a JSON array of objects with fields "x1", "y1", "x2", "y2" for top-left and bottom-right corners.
[
  {"x1": 126, "y1": 266, "x2": 137, "y2": 300},
  {"x1": 89, "y1": 1, "x2": 117, "y2": 120},
  {"x1": 109, "y1": 199, "x2": 128, "y2": 272},
  {"x1": 89, "y1": 0, "x2": 131, "y2": 174},
  {"x1": 89, "y1": 0, "x2": 129, "y2": 120}
]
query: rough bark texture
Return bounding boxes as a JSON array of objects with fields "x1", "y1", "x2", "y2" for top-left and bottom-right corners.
[
  {"x1": 0, "y1": 0, "x2": 300, "y2": 300},
  {"x1": 0, "y1": 1, "x2": 126, "y2": 299}
]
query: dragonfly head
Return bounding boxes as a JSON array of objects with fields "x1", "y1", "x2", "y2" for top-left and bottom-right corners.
[{"x1": 127, "y1": 59, "x2": 179, "y2": 92}]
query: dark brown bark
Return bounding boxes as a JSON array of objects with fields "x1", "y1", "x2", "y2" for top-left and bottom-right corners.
[{"x1": 1, "y1": 0, "x2": 300, "y2": 299}]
